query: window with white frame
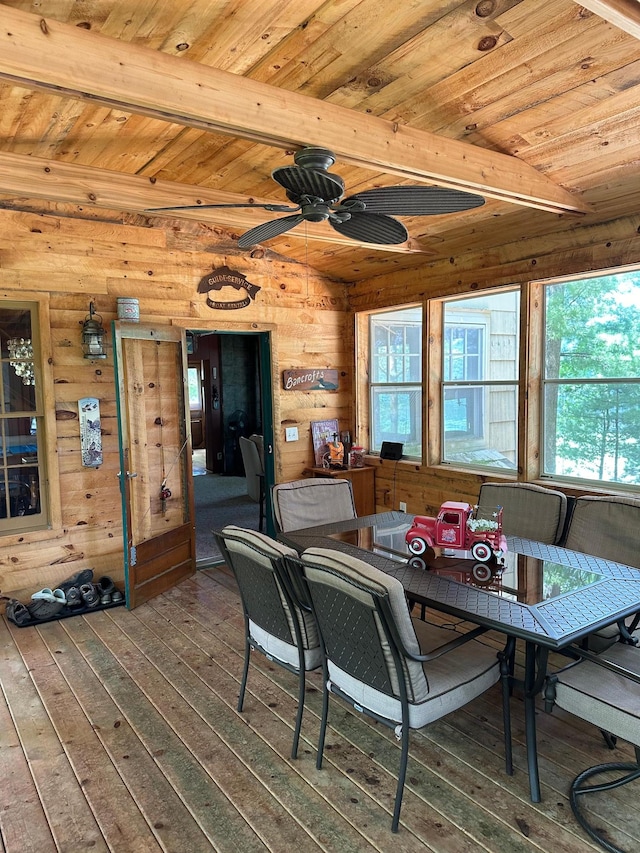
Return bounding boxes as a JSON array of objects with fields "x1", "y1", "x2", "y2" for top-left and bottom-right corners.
[
  {"x1": 543, "y1": 271, "x2": 640, "y2": 486},
  {"x1": 442, "y1": 290, "x2": 519, "y2": 471},
  {"x1": 369, "y1": 306, "x2": 422, "y2": 457},
  {"x1": 0, "y1": 302, "x2": 47, "y2": 532}
]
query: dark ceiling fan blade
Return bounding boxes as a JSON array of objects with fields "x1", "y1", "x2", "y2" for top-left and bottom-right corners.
[
  {"x1": 340, "y1": 185, "x2": 485, "y2": 216},
  {"x1": 329, "y1": 211, "x2": 408, "y2": 245},
  {"x1": 237, "y1": 214, "x2": 305, "y2": 248},
  {"x1": 146, "y1": 202, "x2": 298, "y2": 213},
  {"x1": 271, "y1": 165, "x2": 345, "y2": 203}
]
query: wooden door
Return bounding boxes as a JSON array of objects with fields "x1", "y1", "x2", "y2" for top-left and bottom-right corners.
[{"x1": 113, "y1": 322, "x2": 195, "y2": 608}]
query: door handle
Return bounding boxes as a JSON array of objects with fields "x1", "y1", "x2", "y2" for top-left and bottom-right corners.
[{"x1": 118, "y1": 471, "x2": 138, "y2": 479}]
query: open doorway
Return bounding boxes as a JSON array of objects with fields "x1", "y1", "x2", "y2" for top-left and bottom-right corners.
[{"x1": 187, "y1": 330, "x2": 273, "y2": 564}]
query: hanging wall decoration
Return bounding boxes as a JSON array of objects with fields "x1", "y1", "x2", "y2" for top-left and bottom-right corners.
[
  {"x1": 198, "y1": 265, "x2": 261, "y2": 310},
  {"x1": 283, "y1": 368, "x2": 339, "y2": 391},
  {"x1": 78, "y1": 397, "x2": 103, "y2": 467}
]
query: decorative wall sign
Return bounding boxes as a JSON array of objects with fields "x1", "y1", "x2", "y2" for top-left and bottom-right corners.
[
  {"x1": 78, "y1": 397, "x2": 103, "y2": 467},
  {"x1": 283, "y1": 368, "x2": 339, "y2": 391},
  {"x1": 311, "y1": 418, "x2": 340, "y2": 467},
  {"x1": 198, "y1": 265, "x2": 261, "y2": 310}
]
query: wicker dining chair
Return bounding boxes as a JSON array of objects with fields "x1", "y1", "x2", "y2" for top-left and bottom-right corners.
[
  {"x1": 289, "y1": 546, "x2": 513, "y2": 832},
  {"x1": 214, "y1": 525, "x2": 322, "y2": 758}
]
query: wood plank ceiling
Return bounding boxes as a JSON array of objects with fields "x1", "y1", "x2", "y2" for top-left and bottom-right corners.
[{"x1": 0, "y1": 0, "x2": 639, "y2": 285}]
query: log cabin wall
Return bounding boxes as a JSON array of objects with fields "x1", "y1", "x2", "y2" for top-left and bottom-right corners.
[
  {"x1": 0, "y1": 209, "x2": 351, "y2": 601},
  {"x1": 351, "y1": 224, "x2": 640, "y2": 517}
]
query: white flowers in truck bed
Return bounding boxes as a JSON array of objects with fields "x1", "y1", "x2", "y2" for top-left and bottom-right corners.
[{"x1": 467, "y1": 518, "x2": 499, "y2": 532}]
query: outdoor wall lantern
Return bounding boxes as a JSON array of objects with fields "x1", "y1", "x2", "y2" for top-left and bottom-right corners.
[{"x1": 82, "y1": 302, "x2": 107, "y2": 359}]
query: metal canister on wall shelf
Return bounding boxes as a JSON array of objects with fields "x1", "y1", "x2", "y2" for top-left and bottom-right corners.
[{"x1": 117, "y1": 297, "x2": 140, "y2": 322}]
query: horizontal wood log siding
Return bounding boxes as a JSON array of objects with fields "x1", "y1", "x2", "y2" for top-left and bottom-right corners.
[{"x1": 0, "y1": 210, "x2": 351, "y2": 599}]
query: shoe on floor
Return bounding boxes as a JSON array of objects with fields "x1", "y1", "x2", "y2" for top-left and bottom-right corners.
[
  {"x1": 27, "y1": 595, "x2": 65, "y2": 621},
  {"x1": 96, "y1": 576, "x2": 116, "y2": 596},
  {"x1": 111, "y1": 589, "x2": 124, "y2": 604},
  {"x1": 5, "y1": 599, "x2": 31, "y2": 626},
  {"x1": 56, "y1": 569, "x2": 94, "y2": 594},
  {"x1": 80, "y1": 583, "x2": 100, "y2": 608},
  {"x1": 31, "y1": 588, "x2": 66, "y2": 604},
  {"x1": 65, "y1": 586, "x2": 83, "y2": 608}
]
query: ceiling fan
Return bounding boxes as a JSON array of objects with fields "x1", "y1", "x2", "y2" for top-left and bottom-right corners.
[{"x1": 148, "y1": 147, "x2": 485, "y2": 248}]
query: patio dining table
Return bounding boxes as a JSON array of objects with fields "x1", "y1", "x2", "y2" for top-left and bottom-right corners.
[{"x1": 281, "y1": 510, "x2": 640, "y2": 803}]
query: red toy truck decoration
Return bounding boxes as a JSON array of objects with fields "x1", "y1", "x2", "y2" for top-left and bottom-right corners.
[{"x1": 405, "y1": 501, "x2": 507, "y2": 563}]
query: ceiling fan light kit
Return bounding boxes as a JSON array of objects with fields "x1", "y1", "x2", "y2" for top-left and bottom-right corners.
[{"x1": 150, "y1": 146, "x2": 485, "y2": 248}]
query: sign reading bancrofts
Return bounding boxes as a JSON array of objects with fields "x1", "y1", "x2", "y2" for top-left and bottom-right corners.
[
  {"x1": 198, "y1": 266, "x2": 261, "y2": 310},
  {"x1": 282, "y1": 368, "x2": 339, "y2": 391}
]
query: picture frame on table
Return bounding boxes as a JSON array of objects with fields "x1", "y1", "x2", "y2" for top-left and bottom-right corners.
[{"x1": 310, "y1": 418, "x2": 339, "y2": 467}]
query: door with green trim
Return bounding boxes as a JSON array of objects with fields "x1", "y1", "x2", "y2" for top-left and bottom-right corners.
[{"x1": 113, "y1": 322, "x2": 195, "y2": 608}]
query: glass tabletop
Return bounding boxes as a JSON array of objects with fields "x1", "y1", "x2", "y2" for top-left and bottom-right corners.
[{"x1": 328, "y1": 516, "x2": 605, "y2": 606}]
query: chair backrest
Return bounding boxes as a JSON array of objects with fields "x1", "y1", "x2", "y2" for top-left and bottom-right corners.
[
  {"x1": 239, "y1": 436, "x2": 263, "y2": 502},
  {"x1": 563, "y1": 495, "x2": 640, "y2": 568},
  {"x1": 249, "y1": 434, "x2": 265, "y2": 471},
  {"x1": 272, "y1": 477, "x2": 357, "y2": 533},
  {"x1": 478, "y1": 482, "x2": 568, "y2": 544},
  {"x1": 214, "y1": 526, "x2": 319, "y2": 655},
  {"x1": 299, "y1": 547, "x2": 429, "y2": 713}
]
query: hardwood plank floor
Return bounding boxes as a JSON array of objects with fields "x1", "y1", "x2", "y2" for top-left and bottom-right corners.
[{"x1": 1, "y1": 566, "x2": 638, "y2": 853}]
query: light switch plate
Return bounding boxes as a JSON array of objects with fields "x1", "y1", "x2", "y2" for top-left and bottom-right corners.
[{"x1": 285, "y1": 426, "x2": 299, "y2": 442}]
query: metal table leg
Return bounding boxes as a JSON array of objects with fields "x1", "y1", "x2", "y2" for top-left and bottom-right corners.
[
  {"x1": 523, "y1": 641, "x2": 550, "y2": 803},
  {"x1": 524, "y1": 642, "x2": 541, "y2": 802}
]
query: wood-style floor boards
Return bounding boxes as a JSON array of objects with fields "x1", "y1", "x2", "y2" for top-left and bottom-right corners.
[{"x1": 0, "y1": 566, "x2": 637, "y2": 853}]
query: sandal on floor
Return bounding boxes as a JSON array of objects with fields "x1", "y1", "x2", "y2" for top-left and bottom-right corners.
[
  {"x1": 5, "y1": 599, "x2": 31, "y2": 626},
  {"x1": 31, "y1": 588, "x2": 66, "y2": 604},
  {"x1": 28, "y1": 593, "x2": 66, "y2": 621},
  {"x1": 80, "y1": 583, "x2": 100, "y2": 608},
  {"x1": 65, "y1": 586, "x2": 83, "y2": 608}
]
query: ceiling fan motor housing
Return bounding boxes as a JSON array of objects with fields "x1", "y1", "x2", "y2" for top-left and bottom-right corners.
[{"x1": 293, "y1": 147, "x2": 337, "y2": 171}]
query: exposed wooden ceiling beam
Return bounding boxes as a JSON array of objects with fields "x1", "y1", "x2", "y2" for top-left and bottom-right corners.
[
  {"x1": 574, "y1": 0, "x2": 640, "y2": 40},
  {"x1": 0, "y1": 6, "x2": 591, "y2": 217},
  {"x1": 0, "y1": 151, "x2": 427, "y2": 253}
]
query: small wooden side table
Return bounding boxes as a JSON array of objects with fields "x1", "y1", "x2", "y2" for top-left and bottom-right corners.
[{"x1": 308, "y1": 466, "x2": 375, "y2": 517}]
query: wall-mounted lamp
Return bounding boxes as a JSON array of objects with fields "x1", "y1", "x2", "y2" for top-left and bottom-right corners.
[{"x1": 82, "y1": 302, "x2": 107, "y2": 360}]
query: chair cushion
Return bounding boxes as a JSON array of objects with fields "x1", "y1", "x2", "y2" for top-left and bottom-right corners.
[
  {"x1": 273, "y1": 478, "x2": 356, "y2": 532},
  {"x1": 328, "y1": 618, "x2": 499, "y2": 728},
  {"x1": 552, "y1": 643, "x2": 640, "y2": 748},
  {"x1": 478, "y1": 482, "x2": 567, "y2": 544}
]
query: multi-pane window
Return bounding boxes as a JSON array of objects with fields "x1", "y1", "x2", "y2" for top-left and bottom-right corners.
[
  {"x1": 369, "y1": 306, "x2": 422, "y2": 457},
  {"x1": 444, "y1": 324, "x2": 484, "y2": 439},
  {"x1": 0, "y1": 303, "x2": 47, "y2": 532},
  {"x1": 442, "y1": 291, "x2": 519, "y2": 471},
  {"x1": 543, "y1": 271, "x2": 640, "y2": 486}
]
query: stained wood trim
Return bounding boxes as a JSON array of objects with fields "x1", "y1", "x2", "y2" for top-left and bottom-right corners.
[
  {"x1": 0, "y1": 7, "x2": 591, "y2": 215},
  {"x1": 574, "y1": 0, "x2": 640, "y2": 39}
]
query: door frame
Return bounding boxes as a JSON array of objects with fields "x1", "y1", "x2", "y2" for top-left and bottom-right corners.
[{"x1": 181, "y1": 322, "x2": 277, "y2": 549}]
